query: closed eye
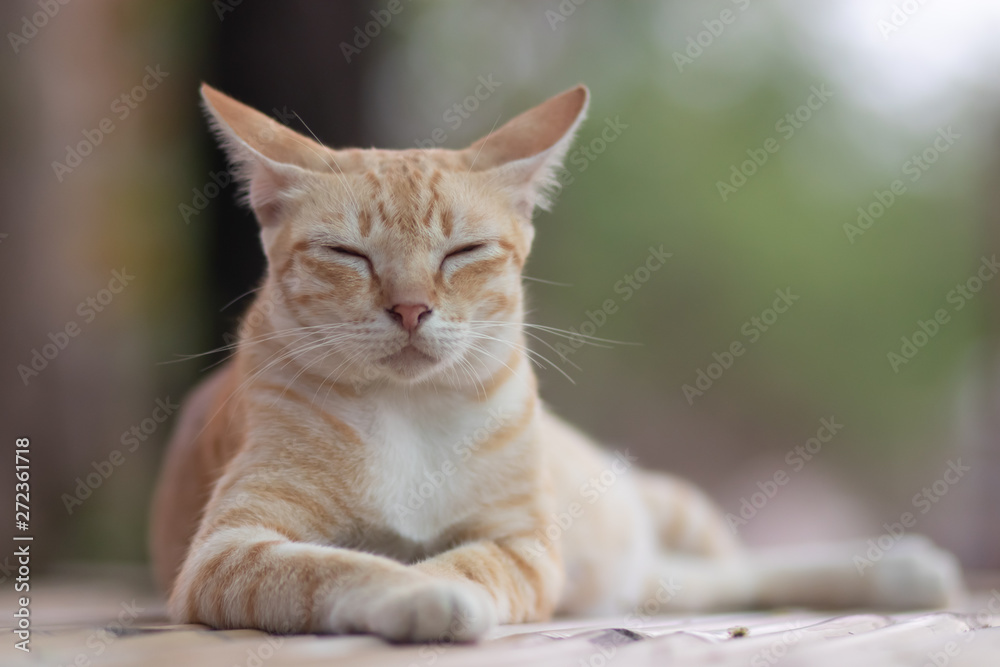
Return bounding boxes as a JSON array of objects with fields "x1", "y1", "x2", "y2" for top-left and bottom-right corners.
[
  {"x1": 445, "y1": 243, "x2": 485, "y2": 259},
  {"x1": 325, "y1": 246, "x2": 369, "y2": 262}
]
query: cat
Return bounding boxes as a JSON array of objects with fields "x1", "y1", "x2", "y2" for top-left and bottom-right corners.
[{"x1": 150, "y1": 83, "x2": 964, "y2": 641}]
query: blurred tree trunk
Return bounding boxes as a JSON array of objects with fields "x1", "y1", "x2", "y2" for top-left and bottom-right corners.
[
  {"x1": 0, "y1": 0, "x2": 188, "y2": 569},
  {"x1": 967, "y1": 129, "x2": 1000, "y2": 569},
  {"x1": 0, "y1": 0, "x2": 374, "y2": 571},
  {"x1": 206, "y1": 0, "x2": 374, "y2": 339},
  {"x1": 945, "y1": 126, "x2": 1000, "y2": 570}
]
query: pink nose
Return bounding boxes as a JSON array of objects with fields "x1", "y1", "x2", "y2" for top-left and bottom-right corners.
[{"x1": 389, "y1": 303, "x2": 431, "y2": 332}]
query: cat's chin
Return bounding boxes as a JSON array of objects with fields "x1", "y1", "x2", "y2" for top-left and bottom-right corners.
[{"x1": 377, "y1": 345, "x2": 442, "y2": 381}]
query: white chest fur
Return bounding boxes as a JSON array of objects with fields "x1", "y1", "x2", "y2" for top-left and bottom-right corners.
[{"x1": 358, "y1": 383, "x2": 529, "y2": 546}]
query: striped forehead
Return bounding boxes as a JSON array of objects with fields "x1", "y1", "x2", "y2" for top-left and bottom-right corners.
[{"x1": 354, "y1": 155, "x2": 463, "y2": 241}]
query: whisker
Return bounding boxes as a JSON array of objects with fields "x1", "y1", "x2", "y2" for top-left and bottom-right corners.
[
  {"x1": 315, "y1": 344, "x2": 372, "y2": 405},
  {"x1": 195, "y1": 326, "x2": 360, "y2": 430},
  {"x1": 158, "y1": 323, "x2": 357, "y2": 365},
  {"x1": 467, "y1": 335, "x2": 576, "y2": 386},
  {"x1": 322, "y1": 345, "x2": 374, "y2": 397},
  {"x1": 466, "y1": 331, "x2": 557, "y2": 371},
  {"x1": 290, "y1": 112, "x2": 361, "y2": 212},
  {"x1": 465, "y1": 341, "x2": 523, "y2": 393},
  {"x1": 466, "y1": 320, "x2": 637, "y2": 347},
  {"x1": 219, "y1": 286, "x2": 264, "y2": 312},
  {"x1": 518, "y1": 329, "x2": 583, "y2": 372},
  {"x1": 186, "y1": 333, "x2": 345, "y2": 443},
  {"x1": 467, "y1": 114, "x2": 503, "y2": 175},
  {"x1": 453, "y1": 352, "x2": 488, "y2": 400},
  {"x1": 275, "y1": 333, "x2": 363, "y2": 406},
  {"x1": 467, "y1": 332, "x2": 576, "y2": 385},
  {"x1": 521, "y1": 276, "x2": 573, "y2": 287}
]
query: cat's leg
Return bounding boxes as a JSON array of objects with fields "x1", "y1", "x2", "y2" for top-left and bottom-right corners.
[
  {"x1": 631, "y1": 470, "x2": 760, "y2": 610},
  {"x1": 168, "y1": 446, "x2": 508, "y2": 641},
  {"x1": 413, "y1": 535, "x2": 565, "y2": 625},
  {"x1": 747, "y1": 535, "x2": 964, "y2": 609},
  {"x1": 633, "y1": 469, "x2": 742, "y2": 559},
  {"x1": 171, "y1": 450, "x2": 563, "y2": 641},
  {"x1": 644, "y1": 536, "x2": 963, "y2": 611},
  {"x1": 172, "y1": 527, "x2": 564, "y2": 641},
  {"x1": 171, "y1": 523, "x2": 499, "y2": 640},
  {"x1": 634, "y1": 472, "x2": 964, "y2": 611},
  {"x1": 541, "y1": 410, "x2": 748, "y2": 615}
]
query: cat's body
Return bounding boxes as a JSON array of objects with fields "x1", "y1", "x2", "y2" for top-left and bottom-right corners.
[{"x1": 151, "y1": 84, "x2": 963, "y2": 641}]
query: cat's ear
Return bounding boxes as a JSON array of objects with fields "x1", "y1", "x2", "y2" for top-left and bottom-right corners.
[
  {"x1": 200, "y1": 83, "x2": 327, "y2": 227},
  {"x1": 465, "y1": 85, "x2": 589, "y2": 217}
]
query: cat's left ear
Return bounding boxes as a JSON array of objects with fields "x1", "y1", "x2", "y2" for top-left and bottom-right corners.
[
  {"x1": 199, "y1": 83, "x2": 329, "y2": 228},
  {"x1": 465, "y1": 85, "x2": 590, "y2": 218}
]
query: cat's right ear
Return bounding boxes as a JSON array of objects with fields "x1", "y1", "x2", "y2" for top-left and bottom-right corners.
[
  {"x1": 465, "y1": 85, "x2": 590, "y2": 218},
  {"x1": 200, "y1": 83, "x2": 325, "y2": 227}
]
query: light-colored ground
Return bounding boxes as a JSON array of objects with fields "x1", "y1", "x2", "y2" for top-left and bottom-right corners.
[{"x1": 5, "y1": 567, "x2": 1000, "y2": 666}]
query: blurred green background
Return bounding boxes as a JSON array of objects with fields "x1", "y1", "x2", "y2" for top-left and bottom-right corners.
[{"x1": 2, "y1": 0, "x2": 1000, "y2": 577}]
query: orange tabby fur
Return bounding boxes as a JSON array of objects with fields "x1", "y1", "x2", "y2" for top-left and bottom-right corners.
[{"x1": 151, "y1": 84, "x2": 963, "y2": 641}]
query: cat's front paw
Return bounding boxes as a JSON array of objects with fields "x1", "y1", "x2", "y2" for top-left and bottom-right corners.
[
  {"x1": 866, "y1": 535, "x2": 965, "y2": 609},
  {"x1": 366, "y1": 580, "x2": 497, "y2": 642},
  {"x1": 326, "y1": 579, "x2": 497, "y2": 643}
]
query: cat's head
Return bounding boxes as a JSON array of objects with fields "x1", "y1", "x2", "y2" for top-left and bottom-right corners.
[{"x1": 202, "y1": 83, "x2": 588, "y2": 388}]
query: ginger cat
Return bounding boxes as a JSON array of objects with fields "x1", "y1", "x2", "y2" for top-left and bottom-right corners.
[{"x1": 151, "y1": 83, "x2": 963, "y2": 641}]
